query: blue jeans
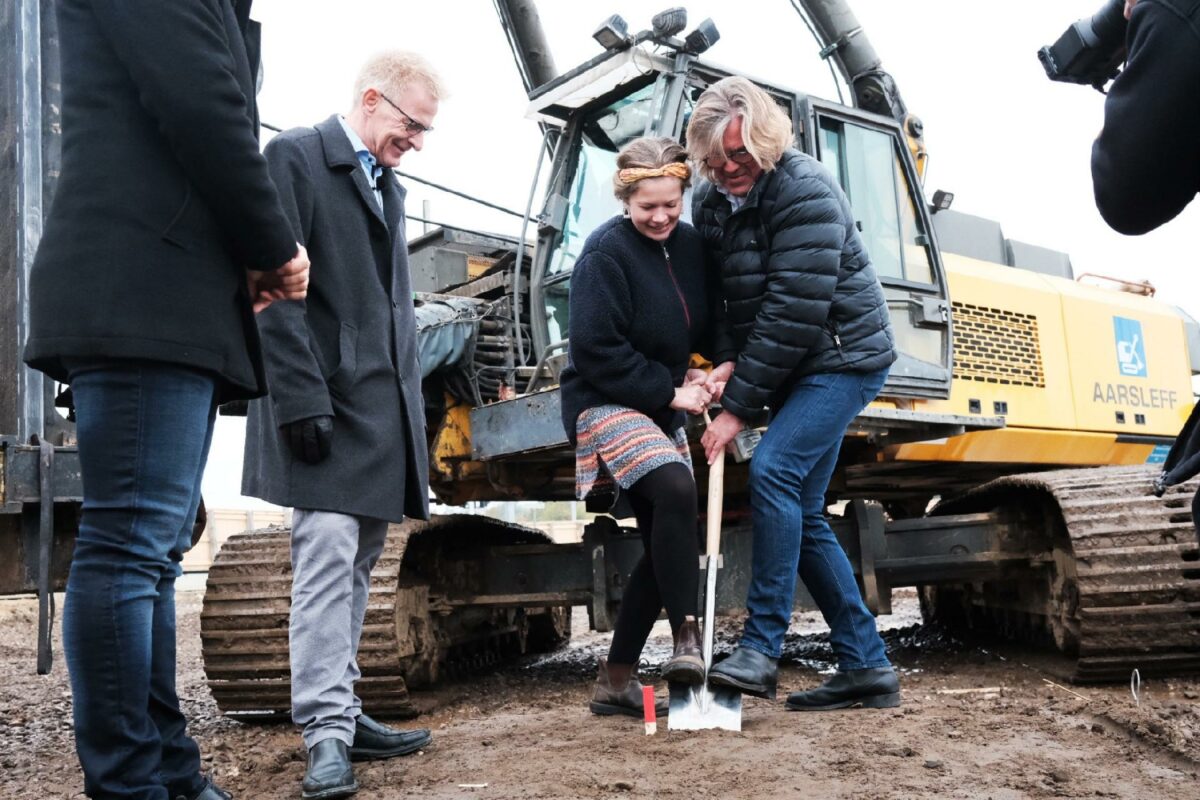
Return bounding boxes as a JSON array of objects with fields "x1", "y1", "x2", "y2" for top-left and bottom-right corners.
[
  {"x1": 740, "y1": 367, "x2": 891, "y2": 670},
  {"x1": 64, "y1": 361, "x2": 217, "y2": 800}
]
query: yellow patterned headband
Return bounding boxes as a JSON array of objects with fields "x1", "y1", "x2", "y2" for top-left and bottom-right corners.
[{"x1": 616, "y1": 162, "x2": 691, "y2": 184}]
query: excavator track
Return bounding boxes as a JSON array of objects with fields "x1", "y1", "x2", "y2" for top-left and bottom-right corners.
[
  {"x1": 930, "y1": 465, "x2": 1200, "y2": 682},
  {"x1": 200, "y1": 515, "x2": 570, "y2": 720}
]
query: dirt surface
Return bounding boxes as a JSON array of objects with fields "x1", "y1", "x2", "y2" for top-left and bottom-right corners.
[{"x1": 2, "y1": 588, "x2": 1198, "y2": 799}]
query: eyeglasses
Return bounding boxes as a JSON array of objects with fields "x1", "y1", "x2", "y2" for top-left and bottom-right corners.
[
  {"x1": 378, "y1": 92, "x2": 434, "y2": 135},
  {"x1": 703, "y1": 146, "x2": 755, "y2": 169}
]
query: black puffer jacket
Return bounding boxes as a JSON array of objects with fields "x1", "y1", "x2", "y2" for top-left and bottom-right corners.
[{"x1": 693, "y1": 149, "x2": 896, "y2": 420}]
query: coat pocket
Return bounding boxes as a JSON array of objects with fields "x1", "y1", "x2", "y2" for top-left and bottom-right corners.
[
  {"x1": 161, "y1": 185, "x2": 194, "y2": 250},
  {"x1": 161, "y1": 182, "x2": 221, "y2": 253},
  {"x1": 825, "y1": 319, "x2": 849, "y2": 365},
  {"x1": 329, "y1": 322, "x2": 359, "y2": 394}
]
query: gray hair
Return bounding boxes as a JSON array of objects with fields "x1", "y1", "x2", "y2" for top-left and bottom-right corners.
[
  {"x1": 351, "y1": 50, "x2": 447, "y2": 111},
  {"x1": 685, "y1": 76, "x2": 794, "y2": 183}
]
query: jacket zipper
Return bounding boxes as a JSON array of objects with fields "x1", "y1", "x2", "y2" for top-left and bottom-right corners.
[
  {"x1": 661, "y1": 245, "x2": 692, "y2": 329},
  {"x1": 827, "y1": 320, "x2": 843, "y2": 352}
]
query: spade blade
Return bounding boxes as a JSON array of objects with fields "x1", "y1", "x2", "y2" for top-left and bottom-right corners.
[{"x1": 667, "y1": 681, "x2": 742, "y2": 731}]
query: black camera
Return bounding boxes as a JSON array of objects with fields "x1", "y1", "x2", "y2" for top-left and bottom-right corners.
[{"x1": 1038, "y1": 0, "x2": 1128, "y2": 91}]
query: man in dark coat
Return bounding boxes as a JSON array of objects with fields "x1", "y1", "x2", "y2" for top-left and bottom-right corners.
[
  {"x1": 241, "y1": 51, "x2": 437, "y2": 800},
  {"x1": 22, "y1": 2, "x2": 308, "y2": 799}
]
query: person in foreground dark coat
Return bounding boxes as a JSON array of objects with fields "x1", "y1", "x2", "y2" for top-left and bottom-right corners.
[
  {"x1": 1091, "y1": 0, "x2": 1200, "y2": 539},
  {"x1": 559, "y1": 137, "x2": 714, "y2": 719},
  {"x1": 1091, "y1": 0, "x2": 1200, "y2": 236},
  {"x1": 23, "y1": 1, "x2": 309, "y2": 798},
  {"x1": 686, "y1": 76, "x2": 901, "y2": 712},
  {"x1": 241, "y1": 51, "x2": 438, "y2": 800}
]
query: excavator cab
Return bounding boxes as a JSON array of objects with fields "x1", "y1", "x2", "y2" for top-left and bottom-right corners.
[{"x1": 525, "y1": 45, "x2": 953, "y2": 402}]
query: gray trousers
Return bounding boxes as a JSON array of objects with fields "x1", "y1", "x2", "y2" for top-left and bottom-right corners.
[{"x1": 290, "y1": 509, "x2": 390, "y2": 748}]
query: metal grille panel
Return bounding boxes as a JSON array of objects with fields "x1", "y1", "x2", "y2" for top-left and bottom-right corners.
[{"x1": 951, "y1": 302, "x2": 1045, "y2": 387}]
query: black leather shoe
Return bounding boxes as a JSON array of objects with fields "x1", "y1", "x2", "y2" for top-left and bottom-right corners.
[
  {"x1": 349, "y1": 713, "x2": 432, "y2": 762},
  {"x1": 707, "y1": 646, "x2": 778, "y2": 699},
  {"x1": 302, "y1": 739, "x2": 357, "y2": 800},
  {"x1": 785, "y1": 667, "x2": 901, "y2": 711},
  {"x1": 174, "y1": 780, "x2": 231, "y2": 800}
]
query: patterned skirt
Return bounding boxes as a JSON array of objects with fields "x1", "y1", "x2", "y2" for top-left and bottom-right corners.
[{"x1": 574, "y1": 404, "x2": 692, "y2": 500}]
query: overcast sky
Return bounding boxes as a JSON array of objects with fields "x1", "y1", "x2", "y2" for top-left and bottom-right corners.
[{"x1": 203, "y1": 0, "x2": 1200, "y2": 509}]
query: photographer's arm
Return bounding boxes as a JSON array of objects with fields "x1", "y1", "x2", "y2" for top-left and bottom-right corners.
[{"x1": 1091, "y1": 2, "x2": 1200, "y2": 234}]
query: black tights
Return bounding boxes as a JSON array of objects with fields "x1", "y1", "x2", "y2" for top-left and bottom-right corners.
[{"x1": 607, "y1": 461, "x2": 700, "y2": 665}]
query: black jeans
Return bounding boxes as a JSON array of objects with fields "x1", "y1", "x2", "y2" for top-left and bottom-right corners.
[{"x1": 608, "y1": 462, "x2": 700, "y2": 664}]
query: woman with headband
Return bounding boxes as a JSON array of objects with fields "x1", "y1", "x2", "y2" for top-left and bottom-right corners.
[{"x1": 559, "y1": 136, "x2": 717, "y2": 719}]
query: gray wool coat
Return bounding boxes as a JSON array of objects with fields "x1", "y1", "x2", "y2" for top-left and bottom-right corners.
[{"x1": 242, "y1": 115, "x2": 430, "y2": 523}]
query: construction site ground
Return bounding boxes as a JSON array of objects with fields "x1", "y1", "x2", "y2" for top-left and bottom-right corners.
[{"x1": 2, "y1": 588, "x2": 1198, "y2": 799}]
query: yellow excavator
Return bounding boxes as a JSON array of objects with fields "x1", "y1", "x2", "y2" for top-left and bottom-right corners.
[
  {"x1": 3, "y1": 1, "x2": 1195, "y2": 718},
  {"x1": 200, "y1": 0, "x2": 1198, "y2": 718}
]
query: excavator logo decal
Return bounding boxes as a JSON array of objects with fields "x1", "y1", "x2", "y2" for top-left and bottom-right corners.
[{"x1": 1113, "y1": 317, "x2": 1147, "y2": 378}]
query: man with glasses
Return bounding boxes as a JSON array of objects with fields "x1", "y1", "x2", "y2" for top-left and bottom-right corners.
[
  {"x1": 242, "y1": 50, "x2": 442, "y2": 800},
  {"x1": 687, "y1": 76, "x2": 900, "y2": 713}
]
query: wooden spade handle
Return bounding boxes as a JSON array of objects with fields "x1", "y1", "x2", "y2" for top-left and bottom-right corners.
[{"x1": 703, "y1": 410, "x2": 725, "y2": 557}]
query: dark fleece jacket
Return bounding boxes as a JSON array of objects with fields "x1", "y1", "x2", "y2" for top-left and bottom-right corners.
[{"x1": 560, "y1": 215, "x2": 714, "y2": 445}]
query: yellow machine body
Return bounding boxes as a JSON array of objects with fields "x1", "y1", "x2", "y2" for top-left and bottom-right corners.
[{"x1": 887, "y1": 254, "x2": 1194, "y2": 467}]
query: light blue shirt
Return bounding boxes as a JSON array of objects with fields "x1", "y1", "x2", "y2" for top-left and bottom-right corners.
[
  {"x1": 716, "y1": 182, "x2": 747, "y2": 213},
  {"x1": 337, "y1": 115, "x2": 384, "y2": 209}
]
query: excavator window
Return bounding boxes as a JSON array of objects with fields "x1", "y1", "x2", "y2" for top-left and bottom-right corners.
[
  {"x1": 545, "y1": 84, "x2": 659, "y2": 280},
  {"x1": 817, "y1": 117, "x2": 934, "y2": 286},
  {"x1": 539, "y1": 84, "x2": 660, "y2": 346}
]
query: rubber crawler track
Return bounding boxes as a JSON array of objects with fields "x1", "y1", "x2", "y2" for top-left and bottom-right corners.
[
  {"x1": 936, "y1": 465, "x2": 1200, "y2": 682},
  {"x1": 200, "y1": 515, "x2": 566, "y2": 720}
]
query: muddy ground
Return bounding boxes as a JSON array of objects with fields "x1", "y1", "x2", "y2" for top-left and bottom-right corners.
[{"x1": 2, "y1": 588, "x2": 1198, "y2": 799}]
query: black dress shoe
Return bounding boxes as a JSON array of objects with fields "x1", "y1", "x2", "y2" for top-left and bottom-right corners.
[
  {"x1": 785, "y1": 667, "x2": 901, "y2": 711},
  {"x1": 302, "y1": 739, "x2": 357, "y2": 800},
  {"x1": 707, "y1": 646, "x2": 778, "y2": 699},
  {"x1": 349, "y1": 713, "x2": 432, "y2": 762},
  {"x1": 174, "y1": 780, "x2": 231, "y2": 800}
]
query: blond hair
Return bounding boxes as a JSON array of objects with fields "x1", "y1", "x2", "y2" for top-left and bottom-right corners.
[
  {"x1": 685, "y1": 76, "x2": 794, "y2": 183},
  {"x1": 351, "y1": 50, "x2": 447, "y2": 111},
  {"x1": 611, "y1": 137, "x2": 691, "y2": 202}
]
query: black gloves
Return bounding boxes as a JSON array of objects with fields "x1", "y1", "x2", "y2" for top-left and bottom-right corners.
[{"x1": 284, "y1": 415, "x2": 333, "y2": 464}]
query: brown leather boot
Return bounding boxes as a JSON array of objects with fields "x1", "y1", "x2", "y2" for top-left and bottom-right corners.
[
  {"x1": 589, "y1": 658, "x2": 668, "y2": 718},
  {"x1": 661, "y1": 617, "x2": 705, "y2": 685}
]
